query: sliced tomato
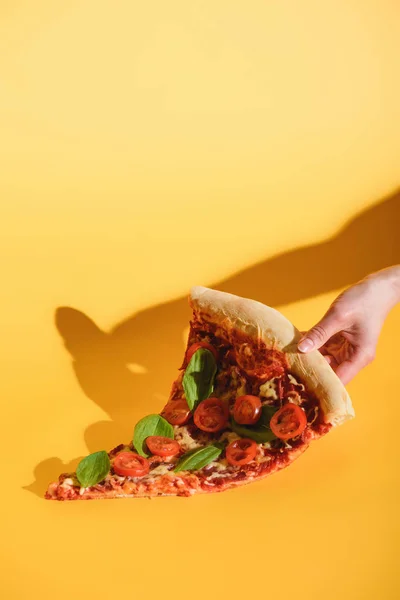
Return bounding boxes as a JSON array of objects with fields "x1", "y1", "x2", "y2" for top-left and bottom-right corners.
[
  {"x1": 113, "y1": 452, "x2": 150, "y2": 477},
  {"x1": 161, "y1": 399, "x2": 191, "y2": 426},
  {"x1": 194, "y1": 397, "x2": 229, "y2": 432},
  {"x1": 233, "y1": 395, "x2": 262, "y2": 425},
  {"x1": 270, "y1": 404, "x2": 307, "y2": 440},
  {"x1": 186, "y1": 342, "x2": 218, "y2": 364},
  {"x1": 146, "y1": 436, "x2": 180, "y2": 457},
  {"x1": 226, "y1": 438, "x2": 258, "y2": 466}
]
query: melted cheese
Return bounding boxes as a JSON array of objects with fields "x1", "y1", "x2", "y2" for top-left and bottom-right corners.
[
  {"x1": 148, "y1": 464, "x2": 174, "y2": 477},
  {"x1": 309, "y1": 405, "x2": 319, "y2": 426},
  {"x1": 288, "y1": 373, "x2": 305, "y2": 391},
  {"x1": 287, "y1": 390, "x2": 302, "y2": 405},
  {"x1": 174, "y1": 426, "x2": 203, "y2": 451},
  {"x1": 206, "y1": 460, "x2": 230, "y2": 479},
  {"x1": 207, "y1": 471, "x2": 229, "y2": 480},
  {"x1": 207, "y1": 459, "x2": 229, "y2": 472},
  {"x1": 241, "y1": 344, "x2": 253, "y2": 357},
  {"x1": 60, "y1": 478, "x2": 74, "y2": 488},
  {"x1": 259, "y1": 379, "x2": 278, "y2": 399},
  {"x1": 113, "y1": 475, "x2": 126, "y2": 483},
  {"x1": 218, "y1": 430, "x2": 241, "y2": 444},
  {"x1": 236, "y1": 379, "x2": 247, "y2": 397},
  {"x1": 218, "y1": 367, "x2": 247, "y2": 401},
  {"x1": 260, "y1": 442, "x2": 272, "y2": 451}
]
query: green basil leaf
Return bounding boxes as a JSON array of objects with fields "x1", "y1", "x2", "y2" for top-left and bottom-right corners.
[
  {"x1": 174, "y1": 443, "x2": 224, "y2": 472},
  {"x1": 182, "y1": 348, "x2": 217, "y2": 411},
  {"x1": 76, "y1": 450, "x2": 110, "y2": 487},
  {"x1": 133, "y1": 414, "x2": 174, "y2": 457},
  {"x1": 231, "y1": 405, "x2": 278, "y2": 443}
]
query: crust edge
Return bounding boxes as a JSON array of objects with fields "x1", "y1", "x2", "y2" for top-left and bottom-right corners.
[{"x1": 45, "y1": 442, "x2": 311, "y2": 500}]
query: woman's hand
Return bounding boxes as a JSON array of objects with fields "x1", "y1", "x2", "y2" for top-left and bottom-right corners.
[{"x1": 297, "y1": 266, "x2": 400, "y2": 384}]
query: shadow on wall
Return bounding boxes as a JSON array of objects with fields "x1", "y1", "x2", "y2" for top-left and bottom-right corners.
[{"x1": 25, "y1": 188, "x2": 399, "y2": 496}]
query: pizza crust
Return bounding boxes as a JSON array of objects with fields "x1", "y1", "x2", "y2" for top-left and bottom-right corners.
[{"x1": 190, "y1": 286, "x2": 354, "y2": 426}]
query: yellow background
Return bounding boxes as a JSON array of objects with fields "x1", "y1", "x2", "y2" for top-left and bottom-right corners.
[{"x1": 1, "y1": 2, "x2": 399, "y2": 599}]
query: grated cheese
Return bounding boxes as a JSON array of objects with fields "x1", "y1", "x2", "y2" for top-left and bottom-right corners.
[
  {"x1": 259, "y1": 379, "x2": 278, "y2": 400},
  {"x1": 148, "y1": 464, "x2": 174, "y2": 477},
  {"x1": 236, "y1": 379, "x2": 247, "y2": 397},
  {"x1": 113, "y1": 475, "x2": 126, "y2": 483},
  {"x1": 218, "y1": 430, "x2": 241, "y2": 444},
  {"x1": 206, "y1": 459, "x2": 229, "y2": 472},
  {"x1": 60, "y1": 478, "x2": 74, "y2": 489},
  {"x1": 288, "y1": 373, "x2": 305, "y2": 391},
  {"x1": 174, "y1": 426, "x2": 203, "y2": 452}
]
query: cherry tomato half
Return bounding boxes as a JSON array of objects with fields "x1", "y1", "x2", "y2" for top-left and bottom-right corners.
[
  {"x1": 113, "y1": 452, "x2": 150, "y2": 477},
  {"x1": 146, "y1": 436, "x2": 180, "y2": 457},
  {"x1": 161, "y1": 399, "x2": 191, "y2": 426},
  {"x1": 226, "y1": 438, "x2": 258, "y2": 466},
  {"x1": 186, "y1": 342, "x2": 218, "y2": 364},
  {"x1": 233, "y1": 395, "x2": 262, "y2": 425},
  {"x1": 194, "y1": 397, "x2": 229, "y2": 432},
  {"x1": 270, "y1": 404, "x2": 307, "y2": 440}
]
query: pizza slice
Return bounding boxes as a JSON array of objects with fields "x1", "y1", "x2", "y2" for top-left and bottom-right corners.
[{"x1": 45, "y1": 286, "x2": 354, "y2": 500}]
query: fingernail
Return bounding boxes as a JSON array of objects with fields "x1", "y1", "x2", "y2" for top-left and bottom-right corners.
[{"x1": 298, "y1": 338, "x2": 314, "y2": 353}]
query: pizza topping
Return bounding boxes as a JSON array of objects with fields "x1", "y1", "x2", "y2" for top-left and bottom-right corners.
[
  {"x1": 233, "y1": 395, "x2": 262, "y2": 425},
  {"x1": 183, "y1": 347, "x2": 217, "y2": 410},
  {"x1": 201, "y1": 459, "x2": 229, "y2": 473},
  {"x1": 226, "y1": 438, "x2": 258, "y2": 466},
  {"x1": 259, "y1": 378, "x2": 278, "y2": 400},
  {"x1": 287, "y1": 373, "x2": 305, "y2": 391},
  {"x1": 146, "y1": 436, "x2": 180, "y2": 457},
  {"x1": 235, "y1": 343, "x2": 286, "y2": 380},
  {"x1": 174, "y1": 425, "x2": 205, "y2": 451},
  {"x1": 59, "y1": 477, "x2": 78, "y2": 490},
  {"x1": 270, "y1": 404, "x2": 307, "y2": 440},
  {"x1": 147, "y1": 463, "x2": 175, "y2": 477},
  {"x1": 133, "y1": 414, "x2": 174, "y2": 457},
  {"x1": 307, "y1": 405, "x2": 319, "y2": 427},
  {"x1": 162, "y1": 399, "x2": 191, "y2": 426},
  {"x1": 231, "y1": 404, "x2": 277, "y2": 443},
  {"x1": 185, "y1": 342, "x2": 218, "y2": 365},
  {"x1": 218, "y1": 430, "x2": 241, "y2": 445},
  {"x1": 76, "y1": 450, "x2": 111, "y2": 488},
  {"x1": 174, "y1": 443, "x2": 224, "y2": 472},
  {"x1": 211, "y1": 366, "x2": 245, "y2": 405},
  {"x1": 194, "y1": 397, "x2": 229, "y2": 432},
  {"x1": 276, "y1": 377, "x2": 284, "y2": 400},
  {"x1": 234, "y1": 372, "x2": 248, "y2": 397},
  {"x1": 113, "y1": 452, "x2": 150, "y2": 477},
  {"x1": 286, "y1": 390, "x2": 302, "y2": 405}
]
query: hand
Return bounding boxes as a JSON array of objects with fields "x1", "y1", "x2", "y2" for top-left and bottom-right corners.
[{"x1": 297, "y1": 266, "x2": 400, "y2": 384}]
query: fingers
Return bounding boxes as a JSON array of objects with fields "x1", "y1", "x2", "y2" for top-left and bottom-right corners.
[
  {"x1": 298, "y1": 308, "x2": 343, "y2": 353},
  {"x1": 335, "y1": 360, "x2": 361, "y2": 385},
  {"x1": 323, "y1": 354, "x2": 338, "y2": 369},
  {"x1": 335, "y1": 348, "x2": 376, "y2": 384}
]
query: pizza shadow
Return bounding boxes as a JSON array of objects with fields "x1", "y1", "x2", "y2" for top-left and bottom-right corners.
[{"x1": 24, "y1": 188, "x2": 399, "y2": 497}]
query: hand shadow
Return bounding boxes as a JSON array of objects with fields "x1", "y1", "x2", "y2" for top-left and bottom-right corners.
[{"x1": 25, "y1": 188, "x2": 399, "y2": 497}]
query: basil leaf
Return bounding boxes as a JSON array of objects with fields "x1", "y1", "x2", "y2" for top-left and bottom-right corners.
[
  {"x1": 174, "y1": 443, "x2": 224, "y2": 472},
  {"x1": 133, "y1": 414, "x2": 174, "y2": 457},
  {"x1": 231, "y1": 405, "x2": 278, "y2": 443},
  {"x1": 76, "y1": 450, "x2": 110, "y2": 487},
  {"x1": 182, "y1": 348, "x2": 217, "y2": 410}
]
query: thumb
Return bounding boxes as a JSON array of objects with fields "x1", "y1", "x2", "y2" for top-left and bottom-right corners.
[{"x1": 298, "y1": 309, "x2": 342, "y2": 353}]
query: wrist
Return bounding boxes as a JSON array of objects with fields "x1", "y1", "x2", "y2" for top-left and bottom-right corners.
[
  {"x1": 387, "y1": 264, "x2": 400, "y2": 296},
  {"x1": 366, "y1": 265, "x2": 400, "y2": 313}
]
